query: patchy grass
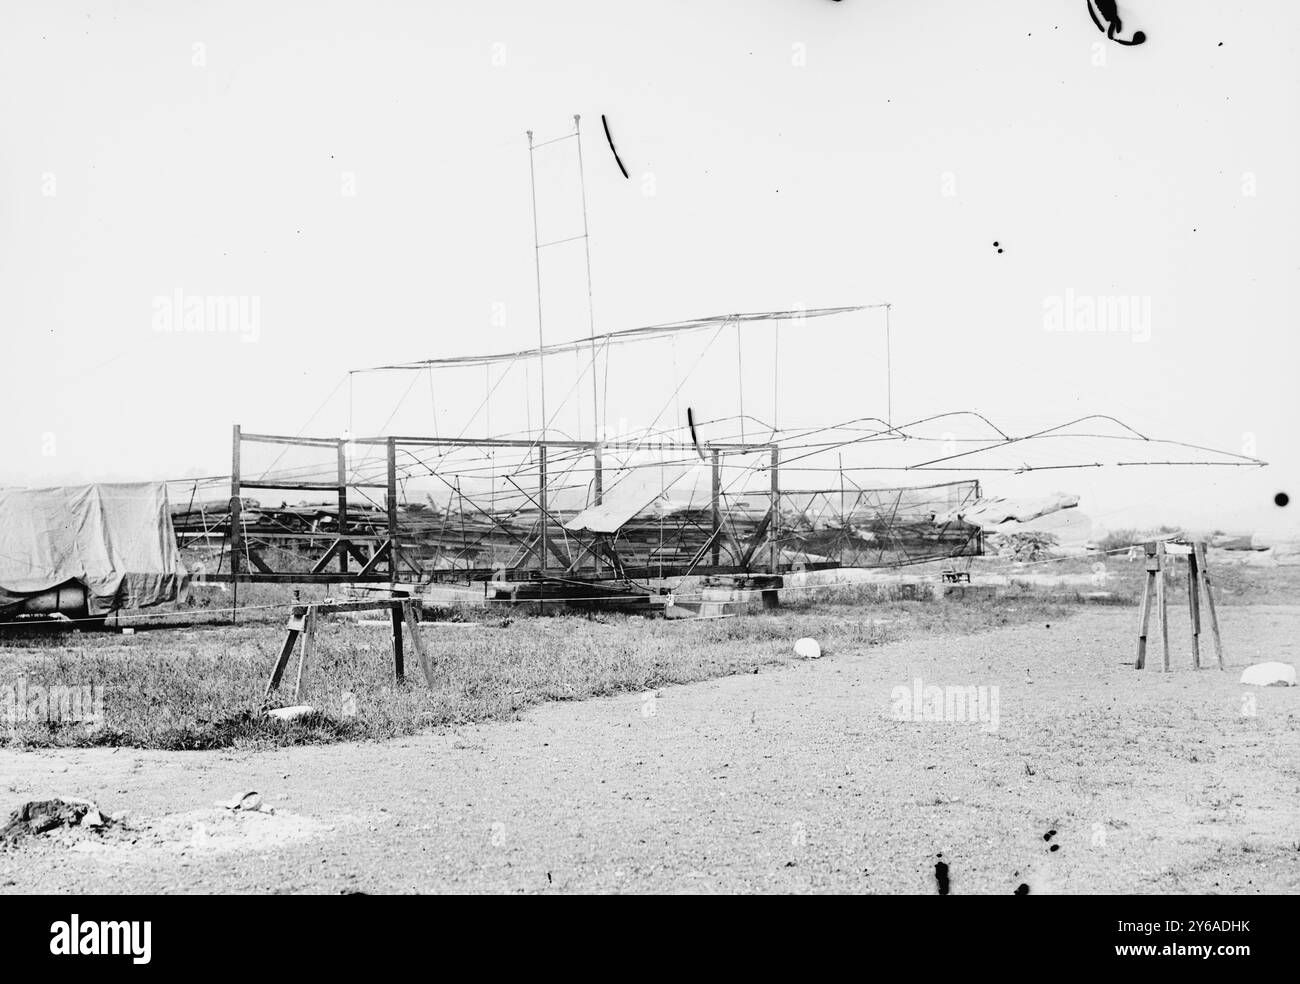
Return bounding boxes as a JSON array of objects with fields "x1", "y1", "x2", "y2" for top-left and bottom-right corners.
[
  {"x1": 3, "y1": 554, "x2": 1291, "y2": 751},
  {"x1": 1, "y1": 590, "x2": 1077, "y2": 751}
]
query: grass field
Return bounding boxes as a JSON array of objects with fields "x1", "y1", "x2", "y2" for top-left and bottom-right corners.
[
  {"x1": 2, "y1": 553, "x2": 1295, "y2": 752},
  {"x1": 1, "y1": 592, "x2": 1074, "y2": 751}
]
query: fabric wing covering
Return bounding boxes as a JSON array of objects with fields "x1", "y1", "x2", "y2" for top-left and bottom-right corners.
[
  {"x1": 565, "y1": 462, "x2": 711, "y2": 534},
  {"x1": 933, "y1": 492, "x2": 1080, "y2": 528},
  {"x1": 0, "y1": 482, "x2": 190, "y2": 615}
]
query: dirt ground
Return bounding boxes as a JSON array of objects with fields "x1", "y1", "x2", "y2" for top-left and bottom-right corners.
[{"x1": 2, "y1": 604, "x2": 1297, "y2": 894}]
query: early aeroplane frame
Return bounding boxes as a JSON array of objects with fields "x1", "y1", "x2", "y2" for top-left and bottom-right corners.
[{"x1": 207, "y1": 425, "x2": 983, "y2": 589}]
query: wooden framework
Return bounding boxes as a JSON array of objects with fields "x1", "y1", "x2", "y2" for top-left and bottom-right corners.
[
  {"x1": 1135, "y1": 540, "x2": 1224, "y2": 671},
  {"x1": 211, "y1": 425, "x2": 982, "y2": 590},
  {"x1": 263, "y1": 596, "x2": 431, "y2": 703}
]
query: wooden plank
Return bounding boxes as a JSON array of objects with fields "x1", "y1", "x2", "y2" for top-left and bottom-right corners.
[
  {"x1": 543, "y1": 532, "x2": 571, "y2": 570},
  {"x1": 357, "y1": 539, "x2": 392, "y2": 577},
  {"x1": 293, "y1": 605, "x2": 316, "y2": 700},
  {"x1": 1135, "y1": 542, "x2": 1157, "y2": 669},
  {"x1": 204, "y1": 571, "x2": 398, "y2": 584},
  {"x1": 1156, "y1": 541, "x2": 1170, "y2": 672},
  {"x1": 386, "y1": 437, "x2": 400, "y2": 577},
  {"x1": 230, "y1": 425, "x2": 242, "y2": 622},
  {"x1": 592, "y1": 446, "x2": 603, "y2": 576},
  {"x1": 240, "y1": 481, "x2": 350, "y2": 492},
  {"x1": 288, "y1": 598, "x2": 401, "y2": 615},
  {"x1": 1163, "y1": 542, "x2": 1194, "y2": 557},
  {"x1": 1187, "y1": 546, "x2": 1202, "y2": 669},
  {"x1": 337, "y1": 439, "x2": 350, "y2": 574},
  {"x1": 769, "y1": 446, "x2": 781, "y2": 572},
  {"x1": 711, "y1": 450, "x2": 721, "y2": 568},
  {"x1": 266, "y1": 632, "x2": 300, "y2": 698},
  {"x1": 310, "y1": 539, "x2": 345, "y2": 574},
  {"x1": 402, "y1": 600, "x2": 434, "y2": 687},
  {"x1": 263, "y1": 605, "x2": 307, "y2": 700},
  {"x1": 245, "y1": 547, "x2": 274, "y2": 575},
  {"x1": 390, "y1": 602, "x2": 404, "y2": 682},
  {"x1": 239, "y1": 432, "x2": 345, "y2": 448},
  {"x1": 1195, "y1": 542, "x2": 1225, "y2": 669}
]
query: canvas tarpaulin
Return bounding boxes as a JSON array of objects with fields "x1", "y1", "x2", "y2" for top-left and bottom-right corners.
[{"x1": 0, "y1": 482, "x2": 189, "y2": 615}]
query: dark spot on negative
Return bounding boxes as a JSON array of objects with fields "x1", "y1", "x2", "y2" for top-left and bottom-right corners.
[
  {"x1": 1275, "y1": 492, "x2": 1290, "y2": 508},
  {"x1": 1050, "y1": 844, "x2": 1060, "y2": 852},
  {"x1": 1044, "y1": 830, "x2": 1056, "y2": 841},
  {"x1": 1015, "y1": 883, "x2": 1030, "y2": 895},
  {"x1": 935, "y1": 860, "x2": 950, "y2": 895}
]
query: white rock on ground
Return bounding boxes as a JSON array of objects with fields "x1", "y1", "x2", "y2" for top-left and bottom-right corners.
[
  {"x1": 266, "y1": 705, "x2": 315, "y2": 721},
  {"x1": 1239, "y1": 662, "x2": 1297, "y2": 687},
  {"x1": 794, "y1": 638, "x2": 821, "y2": 659}
]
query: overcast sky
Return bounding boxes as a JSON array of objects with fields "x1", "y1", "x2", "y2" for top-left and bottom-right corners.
[{"x1": 1, "y1": 1, "x2": 1296, "y2": 537}]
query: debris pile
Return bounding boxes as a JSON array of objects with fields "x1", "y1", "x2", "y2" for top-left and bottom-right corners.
[
  {"x1": 987, "y1": 531, "x2": 1059, "y2": 562},
  {"x1": 0, "y1": 798, "x2": 112, "y2": 847}
]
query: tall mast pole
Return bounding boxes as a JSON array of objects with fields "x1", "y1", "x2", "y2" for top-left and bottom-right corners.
[
  {"x1": 573, "y1": 114, "x2": 601, "y2": 440},
  {"x1": 885, "y1": 303, "x2": 893, "y2": 428},
  {"x1": 526, "y1": 130, "x2": 547, "y2": 439}
]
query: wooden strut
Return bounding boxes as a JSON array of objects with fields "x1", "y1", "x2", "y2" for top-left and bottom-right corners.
[
  {"x1": 1194, "y1": 541, "x2": 1225, "y2": 669},
  {"x1": 1187, "y1": 544, "x2": 1202, "y2": 669},
  {"x1": 1135, "y1": 541, "x2": 1223, "y2": 671},
  {"x1": 263, "y1": 598, "x2": 433, "y2": 704},
  {"x1": 1157, "y1": 540, "x2": 1170, "y2": 671},
  {"x1": 1135, "y1": 541, "x2": 1158, "y2": 670}
]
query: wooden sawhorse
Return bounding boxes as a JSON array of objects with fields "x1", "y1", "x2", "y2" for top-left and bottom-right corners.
[
  {"x1": 1135, "y1": 540, "x2": 1224, "y2": 671},
  {"x1": 263, "y1": 597, "x2": 432, "y2": 703}
]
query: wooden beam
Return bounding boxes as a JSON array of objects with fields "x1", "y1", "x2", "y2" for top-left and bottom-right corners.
[
  {"x1": 239, "y1": 481, "x2": 360, "y2": 492},
  {"x1": 263, "y1": 605, "x2": 307, "y2": 701},
  {"x1": 244, "y1": 548, "x2": 274, "y2": 575},
  {"x1": 711, "y1": 450, "x2": 721, "y2": 567},
  {"x1": 592, "y1": 445, "x2": 603, "y2": 576},
  {"x1": 337, "y1": 438, "x2": 349, "y2": 574},
  {"x1": 310, "y1": 539, "x2": 345, "y2": 574},
  {"x1": 204, "y1": 571, "x2": 398, "y2": 584},
  {"x1": 357, "y1": 540, "x2": 393, "y2": 577},
  {"x1": 402, "y1": 600, "x2": 434, "y2": 687},
  {"x1": 1195, "y1": 542, "x2": 1225, "y2": 670},
  {"x1": 769, "y1": 446, "x2": 781, "y2": 572},
  {"x1": 239, "y1": 432, "x2": 343, "y2": 448},
  {"x1": 386, "y1": 437, "x2": 399, "y2": 578},
  {"x1": 1135, "y1": 541, "x2": 1157, "y2": 670},
  {"x1": 390, "y1": 601, "x2": 404, "y2": 682},
  {"x1": 230, "y1": 425, "x2": 242, "y2": 614},
  {"x1": 293, "y1": 605, "x2": 317, "y2": 700},
  {"x1": 1156, "y1": 540, "x2": 1170, "y2": 672}
]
